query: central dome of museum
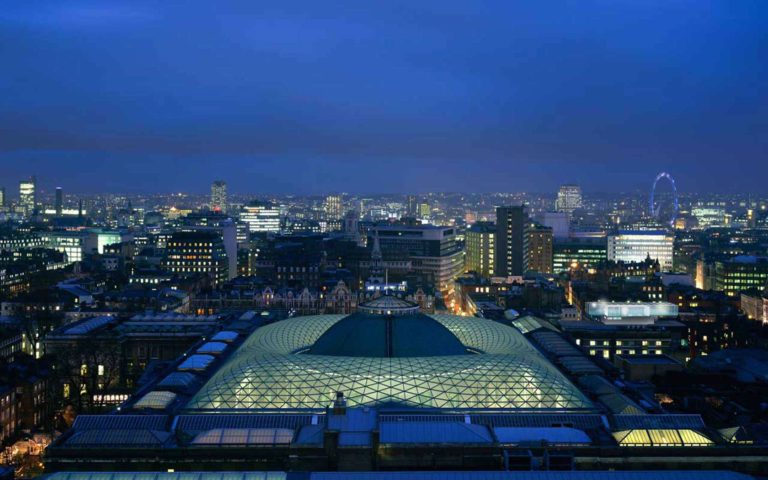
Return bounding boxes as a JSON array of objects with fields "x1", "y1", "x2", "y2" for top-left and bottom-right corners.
[
  {"x1": 184, "y1": 308, "x2": 594, "y2": 411},
  {"x1": 307, "y1": 298, "x2": 468, "y2": 358}
]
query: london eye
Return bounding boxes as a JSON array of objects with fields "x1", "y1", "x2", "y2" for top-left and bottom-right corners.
[{"x1": 649, "y1": 172, "x2": 679, "y2": 227}]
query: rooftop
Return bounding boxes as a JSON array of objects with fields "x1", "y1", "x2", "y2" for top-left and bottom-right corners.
[{"x1": 184, "y1": 313, "x2": 593, "y2": 411}]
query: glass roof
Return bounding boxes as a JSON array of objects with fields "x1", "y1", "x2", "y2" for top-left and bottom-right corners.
[
  {"x1": 306, "y1": 313, "x2": 468, "y2": 357},
  {"x1": 185, "y1": 314, "x2": 592, "y2": 411},
  {"x1": 134, "y1": 391, "x2": 177, "y2": 410},
  {"x1": 358, "y1": 296, "x2": 420, "y2": 315},
  {"x1": 613, "y1": 429, "x2": 714, "y2": 447}
]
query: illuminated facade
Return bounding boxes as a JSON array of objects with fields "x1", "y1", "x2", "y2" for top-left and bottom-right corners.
[
  {"x1": 163, "y1": 231, "x2": 229, "y2": 287},
  {"x1": 607, "y1": 230, "x2": 674, "y2": 271},
  {"x1": 586, "y1": 301, "x2": 679, "y2": 323},
  {"x1": 47, "y1": 231, "x2": 89, "y2": 264},
  {"x1": 714, "y1": 256, "x2": 768, "y2": 297},
  {"x1": 240, "y1": 202, "x2": 281, "y2": 233},
  {"x1": 465, "y1": 222, "x2": 495, "y2": 277},
  {"x1": 555, "y1": 184, "x2": 582, "y2": 214},
  {"x1": 692, "y1": 206, "x2": 727, "y2": 228},
  {"x1": 553, "y1": 237, "x2": 607, "y2": 273},
  {"x1": 19, "y1": 176, "x2": 37, "y2": 217},
  {"x1": 323, "y1": 195, "x2": 343, "y2": 220}
]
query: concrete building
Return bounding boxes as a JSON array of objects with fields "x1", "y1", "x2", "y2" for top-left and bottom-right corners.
[
  {"x1": 495, "y1": 205, "x2": 529, "y2": 277},
  {"x1": 54, "y1": 187, "x2": 63, "y2": 216},
  {"x1": 741, "y1": 290, "x2": 768, "y2": 323},
  {"x1": 46, "y1": 231, "x2": 90, "y2": 264},
  {"x1": 553, "y1": 236, "x2": 607, "y2": 274},
  {"x1": 541, "y1": 211, "x2": 570, "y2": 239},
  {"x1": 163, "y1": 230, "x2": 229, "y2": 287},
  {"x1": 526, "y1": 224, "x2": 553, "y2": 274},
  {"x1": 465, "y1": 222, "x2": 495, "y2": 278},
  {"x1": 714, "y1": 256, "x2": 768, "y2": 297},
  {"x1": 608, "y1": 230, "x2": 674, "y2": 271},
  {"x1": 370, "y1": 225, "x2": 464, "y2": 293},
  {"x1": 562, "y1": 301, "x2": 685, "y2": 361}
]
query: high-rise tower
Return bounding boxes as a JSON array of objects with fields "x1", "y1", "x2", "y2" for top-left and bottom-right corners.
[
  {"x1": 211, "y1": 180, "x2": 227, "y2": 213},
  {"x1": 555, "y1": 184, "x2": 582, "y2": 214},
  {"x1": 495, "y1": 205, "x2": 529, "y2": 277},
  {"x1": 55, "y1": 187, "x2": 63, "y2": 216},
  {"x1": 324, "y1": 194, "x2": 343, "y2": 221},
  {"x1": 19, "y1": 176, "x2": 37, "y2": 218}
]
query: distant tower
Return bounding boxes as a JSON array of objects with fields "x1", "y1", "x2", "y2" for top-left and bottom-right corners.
[
  {"x1": 406, "y1": 195, "x2": 418, "y2": 217},
  {"x1": 495, "y1": 205, "x2": 529, "y2": 277},
  {"x1": 555, "y1": 184, "x2": 582, "y2": 214},
  {"x1": 418, "y1": 202, "x2": 431, "y2": 220},
  {"x1": 211, "y1": 180, "x2": 227, "y2": 213},
  {"x1": 324, "y1": 194, "x2": 343, "y2": 220},
  {"x1": 0, "y1": 187, "x2": 5, "y2": 208},
  {"x1": 55, "y1": 187, "x2": 63, "y2": 216},
  {"x1": 19, "y1": 176, "x2": 37, "y2": 218},
  {"x1": 368, "y1": 231, "x2": 385, "y2": 285},
  {"x1": 343, "y1": 210, "x2": 363, "y2": 246}
]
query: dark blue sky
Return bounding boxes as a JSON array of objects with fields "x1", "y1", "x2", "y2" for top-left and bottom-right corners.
[{"x1": 1, "y1": 1, "x2": 767, "y2": 194}]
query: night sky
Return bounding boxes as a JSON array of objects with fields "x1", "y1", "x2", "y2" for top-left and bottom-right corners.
[{"x1": 1, "y1": 1, "x2": 767, "y2": 195}]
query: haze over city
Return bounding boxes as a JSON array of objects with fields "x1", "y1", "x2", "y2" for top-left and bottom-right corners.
[{"x1": 2, "y1": 1, "x2": 767, "y2": 194}]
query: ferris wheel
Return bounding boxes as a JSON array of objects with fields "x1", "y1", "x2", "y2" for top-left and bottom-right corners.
[{"x1": 649, "y1": 172, "x2": 679, "y2": 227}]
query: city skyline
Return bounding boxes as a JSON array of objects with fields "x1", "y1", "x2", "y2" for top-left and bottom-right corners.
[
  {"x1": 2, "y1": 1, "x2": 767, "y2": 194},
  {"x1": 0, "y1": 172, "x2": 766, "y2": 198}
]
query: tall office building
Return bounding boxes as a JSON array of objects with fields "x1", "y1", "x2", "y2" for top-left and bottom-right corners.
[
  {"x1": 370, "y1": 225, "x2": 464, "y2": 292},
  {"x1": 324, "y1": 194, "x2": 343, "y2": 220},
  {"x1": 418, "y1": 202, "x2": 431, "y2": 220},
  {"x1": 55, "y1": 187, "x2": 63, "y2": 216},
  {"x1": 553, "y1": 236, "x2": 607, "y2": 273},
  {"x1": 607, "y1": 230, "x2": 674, "y2": 271},
  {"x1": 692, "y1": 206, "x2": 727, "y2": 228},
  {"x1": 714, "y1": 256, "x2": 768, "y2": 297},
  {"x1": 164, "y1": 231, "x2": 229, "y2": 287},
  {"x1": 526, "y1": 224, "x2": 553, "y2": 274},
  {"x1": 495, "y1": 205, "x2": 529, "y2": 277},
  {"x1": 465, "y1": 222, "x2": 495, "y2": 278},
  {"x1": 240, "y1": 201, "x2": 281, "y2": 233},
  {"x1": 406, "y1": 195, "x2": 418, "y2": 217},
  {"x1": 210, "y1": 180, "x2": 227, "y2": 213},
  {"x1": 0, "y1": 187, "x2": 5, "y2": 208},
  {"x1": 19, "y1": 176, "x2": 37, "y2": 218},
  {"x1": 555, "y1": 184, "x2": 582, "y2": 214}
]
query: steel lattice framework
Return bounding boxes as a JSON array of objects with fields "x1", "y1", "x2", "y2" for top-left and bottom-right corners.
[
  {"x1": 185, "y1": 314, "x2": 593, "y2": 412},
  {"x1": 650, "y1": 172, "x2": 679, "y2": 227}
]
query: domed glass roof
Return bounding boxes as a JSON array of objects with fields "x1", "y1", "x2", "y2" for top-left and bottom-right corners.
[
  {"x1": 307, "y1": 312, "x2": 468, "y2": 357},
  {"x1": 184, "y1": 313, "x2": 593, "y2": 412},
  {"x1": 357, "y1": 295, "x2": 420, "y2": 315}
]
